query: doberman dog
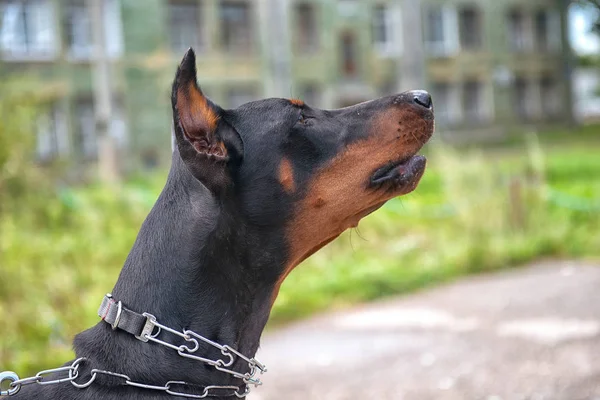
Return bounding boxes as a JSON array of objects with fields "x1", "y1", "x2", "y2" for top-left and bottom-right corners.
[{"x1": 3, "y1": 49, "x2": 433, "y2": 399}]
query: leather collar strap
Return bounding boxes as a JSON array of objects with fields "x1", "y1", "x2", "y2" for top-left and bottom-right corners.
[{"x1": 98, "y1": 294, "x2": 147, "y2": 337}]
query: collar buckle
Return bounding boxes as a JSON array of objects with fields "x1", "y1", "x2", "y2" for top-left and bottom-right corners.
[{"x1": 135, "y1": 313, "x2": 158, "y2": 342}]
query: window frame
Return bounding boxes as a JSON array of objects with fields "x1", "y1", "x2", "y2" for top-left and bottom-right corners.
[
  {"x1": 424, "y1": 5, "x2": 459, "y2": 57},
  {"x1": 458, "y1": 6, "x2": 482, "y2": 51},
  {"x1": 168, "y1": 0, "x2": 203, "y2": 54},
  {"x1": 372, "y1": 2, "x2": 402, "y2": 57},
  {"x1": 0, "y1": 0, "x2": 58, "y2": 61},
  {"x1": 220, "y1": 0, "x2": 254, "y2": 54},
  {"x1": 36, "y1": 102, "x2": 69, "y2": 162},
  {"x1": 294, "y1": 2, "x2": 319, "y2": 55}
]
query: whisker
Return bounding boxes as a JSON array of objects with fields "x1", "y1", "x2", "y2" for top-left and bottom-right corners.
[{"x1": 355, "y1": 227, "x2": 367, "y2": 242}]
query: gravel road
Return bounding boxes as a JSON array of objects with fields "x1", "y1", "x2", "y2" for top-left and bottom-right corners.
[{"x1": 249, "y1": 261, "x2": 600, "y2": 400}]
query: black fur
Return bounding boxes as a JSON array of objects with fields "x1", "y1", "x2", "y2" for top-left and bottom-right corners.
[{"x1": 11, "y1": 49, "x2": 433, "y2": 399}]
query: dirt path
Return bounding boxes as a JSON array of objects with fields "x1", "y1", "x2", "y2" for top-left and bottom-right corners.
[{"x1": 249, "y1": 261, "x2": 600, "y2": 400}]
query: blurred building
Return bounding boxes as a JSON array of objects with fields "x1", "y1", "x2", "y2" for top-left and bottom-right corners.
[
  {"x1": 573, "y1": 67, "x2": 600, "y2": 122},
  {"x1": 0, "y1": 0, "x2": 574, "y2": 172}
]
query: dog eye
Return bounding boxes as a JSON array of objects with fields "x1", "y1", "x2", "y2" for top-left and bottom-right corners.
[{"x1": 297, "y1": 113, "x2": 313, "y2": 126}]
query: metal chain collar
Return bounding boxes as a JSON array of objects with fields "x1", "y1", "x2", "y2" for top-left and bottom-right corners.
[
  {"x1": 0, "y1": 294, "x2": 267, "y2": 398},
  {"x1": 129, "y1": 311, "x2": 266, "y2": 385},
  {"x1": 0, "y1": 358, "x2": 249, "y2": 398}
]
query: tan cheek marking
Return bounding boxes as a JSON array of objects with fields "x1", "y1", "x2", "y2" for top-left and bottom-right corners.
[
  {"x1": 290, "y1": 98, "x2": 304, "y2": 107},
  {"x1": 280, "y1": 107, "x2": 429, "y2": 280},
  {"x1": 270, "y1": 106, "x2": 432, "y2": 306},
  {"x1": 278, "y1": 158, "x2": 295, "y2": 193}
]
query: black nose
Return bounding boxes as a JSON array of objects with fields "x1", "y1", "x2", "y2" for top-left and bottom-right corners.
[{"x1": 411, "y1": 90, "x2": 432, "y2": 109}]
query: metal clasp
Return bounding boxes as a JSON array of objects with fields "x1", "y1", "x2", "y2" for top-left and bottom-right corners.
[
  {"x1": 111, "y1": 300, "x2": 123, "y2": 330},
  {"x1": 135, "y1": 312, "x2": 158, "y2": 342},
  {"x1": 0, "y1": 371, "x2": 20, "y2": 396}
]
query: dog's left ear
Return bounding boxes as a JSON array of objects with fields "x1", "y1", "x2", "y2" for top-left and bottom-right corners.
[{"x1": 172, "y1": 48, "x2": 243, "y2": 193}]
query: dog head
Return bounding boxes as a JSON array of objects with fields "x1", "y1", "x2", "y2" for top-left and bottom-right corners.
[{"x1": 171, "y1": 49, "x2": 434, "y2": 286}]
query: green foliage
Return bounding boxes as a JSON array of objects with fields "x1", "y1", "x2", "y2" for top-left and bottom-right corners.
[
  {"x1": 0, "y1": 72, "x2": 66, "y2": 215},
  {"x1": 0, "y1": 75, "x2": 40, "y2": 212},
  {"x1": 1, "y1": 124, "x2": 600, "y2": 376},
  {"x1": 577, "y1": 54, "x2": 600, "y2": 68}
]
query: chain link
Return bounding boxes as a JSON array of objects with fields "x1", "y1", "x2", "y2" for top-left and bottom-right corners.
[
  {"x1": 0, "y1": 358, "x2": 251, "y2": 398},
  {"x1": 0, "y1": 359, "x2": 81, "y2": 396}
]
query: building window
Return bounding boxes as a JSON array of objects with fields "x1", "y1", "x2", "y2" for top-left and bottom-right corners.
[
  {"x1": 513, "y1": 78, "x2": 527, "y2": 120},
  {"x1": 372, "y1": 4, "x2": 401, "y2": 56},
  {"x1": 36, "y1": 103, "x2": 68, "y2": 162},
  {"x1": 372, "y1": 5, "x2": 387, "y2": 47},
  {"x1": 507, "y1": 10, "x2": 531, "y2": 52},
  {"x1": 540, "y1": 76, "x2": 560, "y2": 117},
  {"x1": 62, "y1": 0, "x2": 122, "y2": 59},
  {"x1": 295, "y1": 2, "x2": 318, "y2": 54},
  {"x1": 168, "y1": 1, "x2": 201, "y2": 53},
  {"x1": 340, "y1": 31, "x2": 358, "y2": 78},
  {"x1": 220, "y1": 1, "x2": 253, "y2": 53},
  {"x1": 424, "y1": 6, "x2": 458, "y2": 57},
  {"x1": 426, "y1": 7, "x2": 444, "y2": 51},
  {"x1": 0, "y1": 0, "x2": 57, "y2": 59},
  {"x1": 74, "y1": 99, "x2": 97, "y2": 160},
  {"x1": 463, "y1": 80, "x2": 485, "y2": 122},
  {"x1": 534, "y1": 10, "x2": 561, "y2": 52},
  {"x1": 299, "y1": 83, "x2": 321, "y2": 107},
  {"x1": 458, "y1": 6, "x2": 482, "y2": 50},
  {"x1": 226, "y1": 87, "x2": 257, "y2": 108},
  {"x1": 513, "y1": 77, "x2": 540, "y2": 121},
  {"x1": 64, "y1": 0, "x2": 91, "y2": 58},
  {"x1": 534, "y1": 10, "x2": 548, "y2": 52}
]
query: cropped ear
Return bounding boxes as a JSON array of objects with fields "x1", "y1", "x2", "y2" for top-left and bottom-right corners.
[{"x1": 172, "y1": 48, "x2": 243, "y2": 193}]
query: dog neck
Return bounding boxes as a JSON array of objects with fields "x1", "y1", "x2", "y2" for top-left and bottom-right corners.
[{"x1": 73, "y1": 152, "x2": 281, "y2": 398}]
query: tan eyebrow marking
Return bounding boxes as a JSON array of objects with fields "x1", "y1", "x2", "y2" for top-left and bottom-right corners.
[{"x1": 290, "y1": 98, "x2": 304, "y2": 107}]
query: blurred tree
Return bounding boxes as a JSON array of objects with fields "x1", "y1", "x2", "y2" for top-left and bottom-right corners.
[
  {"x1": 577, "y1": 53, "x2": 600, "y2": 66},
  {"x1": 0, "y1": 74, "x2": 37, "y2": 211},
  {"x1": 577, "y1": 0, "x2": 600, "y2": 34},
  {"x1": 0, "y1": 71, "x2": 62, "y2": 217}
]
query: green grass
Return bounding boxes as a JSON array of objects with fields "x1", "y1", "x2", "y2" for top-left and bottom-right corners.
[{"x1": 1, "y1": 125, "x2": 600, "y2": 375}]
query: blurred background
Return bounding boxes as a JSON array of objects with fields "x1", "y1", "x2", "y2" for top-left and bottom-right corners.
[{"x1": 1, "y1": 0, "x2": 600, "y2": 399}]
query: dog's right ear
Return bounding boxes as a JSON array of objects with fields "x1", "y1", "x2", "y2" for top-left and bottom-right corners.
[{"x1": 172, "y1": 48, "x2": 243, "y2": 193}]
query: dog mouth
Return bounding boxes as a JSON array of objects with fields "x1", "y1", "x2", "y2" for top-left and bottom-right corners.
[
  {"x1": 349, "y1": 155, "x2": 426, "y2": 223},
  {"x1": 369, "y1": 154, "x2": 427, "y2": 191}
]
